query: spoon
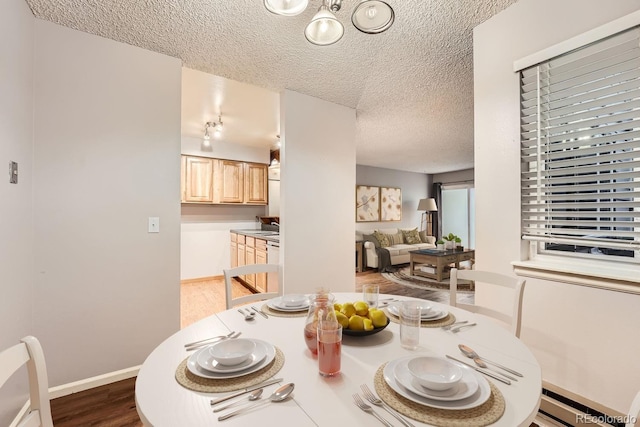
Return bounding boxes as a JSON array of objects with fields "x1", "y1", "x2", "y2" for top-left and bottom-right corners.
[
  {"x1": 237, "y1": 308, "x2": 256, "y2": 321},
  {"x1": 218, "y1": 383, "x2": 295, "y2": 421},
  {"x1": 458, "y1": 344, "x2": 524, "y2": 377},
  {"x1": 213, "y1": 389, "x2": 263, "y2": 413}
]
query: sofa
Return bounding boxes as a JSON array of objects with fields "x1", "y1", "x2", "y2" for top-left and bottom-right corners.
[{"x1": 355, "y1": 227, "x2": 436, "y2": 269}]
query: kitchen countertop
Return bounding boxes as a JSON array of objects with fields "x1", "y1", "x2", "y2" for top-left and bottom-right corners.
[{"x1": 230, "y1": 229, "x2": 280, "y2": 243}]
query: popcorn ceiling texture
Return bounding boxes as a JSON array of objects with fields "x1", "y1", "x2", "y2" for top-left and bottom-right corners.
[{"x1": 25, "y1": 0, "x2": 517, "y2": 174}]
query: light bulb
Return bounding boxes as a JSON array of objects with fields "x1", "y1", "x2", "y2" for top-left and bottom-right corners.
[{"x1": 365, "y1": 5, "x2": 377, "y2": 19}]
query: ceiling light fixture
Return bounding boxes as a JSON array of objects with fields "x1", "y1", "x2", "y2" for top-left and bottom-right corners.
[
  {"x1": 265, "y1": 0, "x2": 394, "y2": 46},
  {"x1": 351, "y1": 0, "x2": 394, "y2": 34},
  {"x1": 203, "y1": 114, "x2": 223, "y2": 143},
  {"x1": 305, "y1": 2, "x2": 344, "y2": 45},
  {"x1": 264, "y1": 0, "x2": 309, "y2": 16}
]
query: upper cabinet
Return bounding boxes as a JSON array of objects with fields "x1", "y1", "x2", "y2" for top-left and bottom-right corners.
[
  {"x1": 214, "y1": 160, "x2": 244, "y2": 203},
  {"x1": 181, "y1": 155, "x2": 268, "y2": 205},
  {"x1": 182, "y1": 156, "x2": 214, "y2": 203},
  {"x1": 244, "y1": 162, "x2": 268, "y2": 205}
]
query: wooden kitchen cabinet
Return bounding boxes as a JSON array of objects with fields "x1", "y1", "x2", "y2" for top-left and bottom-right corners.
[
  {"x1": 214, "y1": 160, "x2": 244, "y2": 203},
  {"x1": 255, "y1": 239, "x2": 268, "y2": 293},
  {"x1": 244, "y1": 236, "x2": 256, "y2": 287},
  {"x1": 182, "y1": 155, "x2": 214, "y2": 202},
  {"x1": 244, "y1": 162, "x2": 268, "y2": 205},
  {"x1": 230, "y1": 232, "x2": 238, "y2": 269},
  {"x1": 181, "y1": 155, "x2": 268, "y2": 205}
]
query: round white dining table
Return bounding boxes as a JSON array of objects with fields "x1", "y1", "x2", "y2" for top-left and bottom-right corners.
[{"x1": 135, "y1": 292, "x2": 541, "y2": 426}]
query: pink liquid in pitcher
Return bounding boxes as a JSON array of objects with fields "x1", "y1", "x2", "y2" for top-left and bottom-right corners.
[{"x1": 304, "y1": 322, "x2": 318, "y2": 355}]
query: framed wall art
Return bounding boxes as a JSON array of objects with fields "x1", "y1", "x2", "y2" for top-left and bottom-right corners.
[
  {"x1": 380, "y1": 187, "x2": 402, "y2": 221},
  {"x1": 356, "y1": 185, "x2": 380, "y2": 222}
]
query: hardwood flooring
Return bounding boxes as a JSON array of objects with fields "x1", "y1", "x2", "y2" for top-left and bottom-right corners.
[{"x1": 48, "y1": 269, "x2": 486, "y2": 426}]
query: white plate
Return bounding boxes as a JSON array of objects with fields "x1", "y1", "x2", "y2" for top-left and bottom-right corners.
[
  {"x1": 393, "y1": 357, "x2": 479, "y2": 401},
  {"x1": 267, "y1": 296, "x2": 309, "y2": 312},
  {"x1": 187, "y1": 339, "x2": 276, "y2": 379},
  {"x1": 383, "y1": 356, "x2": 490, "y2": 410},
  {"x1": 197, "y1": 342, "x2": 267, "y2": 374},
  {"x1": 387, "y1": 305, "x2": 448, "y2": 321}
]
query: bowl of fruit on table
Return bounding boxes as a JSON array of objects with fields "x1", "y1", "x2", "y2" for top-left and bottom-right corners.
[{"x1": 334, "y1": 301, "x2": 390, "y2": 336}]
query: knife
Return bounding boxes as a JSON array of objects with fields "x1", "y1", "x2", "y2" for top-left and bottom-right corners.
[
  {"x1": 251, "y1": 306, "x2": 269, "y2": 319},
  {"x1": 210, "y1": 378, "x2": 283, "y2": 406},
  {"x1": 446, "y1": 356, "x2": 511, "y2": 385}
]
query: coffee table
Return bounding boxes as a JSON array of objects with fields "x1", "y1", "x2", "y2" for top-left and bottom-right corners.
[{"x1": 409, "y1": 248, "x2": 475, "y2": 282}]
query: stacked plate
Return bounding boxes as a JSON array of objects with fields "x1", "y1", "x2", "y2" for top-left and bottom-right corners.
[
  {"x1": 187, "y1": 338, "x2": 276, "y2": 379},
  {"x1": 386, "y1": 303, "x2": 448, "y2": 322},
  {"x1": 266, "y1": 294, "x2": 310, "y2": 312},
  {"x1": 383, "y1": 356, "x2": 491, "y2": 410}
]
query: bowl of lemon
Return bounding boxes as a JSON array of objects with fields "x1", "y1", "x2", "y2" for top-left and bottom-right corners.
[{"x1": 335, "y1": 301, "x2": 390, "y2": 336}]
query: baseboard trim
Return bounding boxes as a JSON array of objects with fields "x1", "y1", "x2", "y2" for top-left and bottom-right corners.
[
  {"x1": 11, "y1": 366, "x2": 140, "y2": 426},
  {"x1": 49, "y1": 365, "x2": 141, "y2": 400},
  {"x1": 181, "y1": 275, "x2": 222, "y2": 284}
]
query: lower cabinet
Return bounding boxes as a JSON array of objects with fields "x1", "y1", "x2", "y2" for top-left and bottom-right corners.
[{"x1": 230, "y1": 233, "x2": 268, "y2": 293}]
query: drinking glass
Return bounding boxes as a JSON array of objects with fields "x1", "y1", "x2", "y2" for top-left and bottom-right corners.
[
  {"x1": 400, "y1": 301, "x2": 421, "y2": 350},
  {"x1": 362, "y1": 284, "x2": 379, "y2": 309},
  {"x1": 317, "y1": 320, "x2": 342, "y2": 376}
]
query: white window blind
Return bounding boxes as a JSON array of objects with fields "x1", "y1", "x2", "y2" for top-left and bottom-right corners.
[{"x1": 520, "y1": 26, "x2": 640, "y2": 258}]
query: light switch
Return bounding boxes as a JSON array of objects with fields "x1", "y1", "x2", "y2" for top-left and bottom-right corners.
[
  {"x1": 148, "y1": 217, "x2": 160, "y2": 233},
  {"x1": 9, "y1": 161, "x2": 18, "y2": 184}
]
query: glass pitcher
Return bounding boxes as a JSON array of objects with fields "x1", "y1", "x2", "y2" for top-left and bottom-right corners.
[{"x1": 303, "y1": 289, "x2": 336, "y2": 355}]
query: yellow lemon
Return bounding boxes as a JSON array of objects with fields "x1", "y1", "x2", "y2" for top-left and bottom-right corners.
[
  {"x1": 363, "y1": 318, "x2": 374, "y2": 331},
  {"x1": 341, "y1": 302, "x2": 356, "y2": 318},
  {"x1": 333, "y1": 303, "x2": 343, "y2": 312},
  {"x1": 354, "y1": 301, "x2": 369, "y2": 316},
  {"x1": 348, "y1": 315, "x2": 365, "y2": 331},
  {"x1": 335, "y1": 311, "x2": 349, "y2": 329},
  {"x1": 368, "y1": 309, "x2": 388, "y2": 328}
]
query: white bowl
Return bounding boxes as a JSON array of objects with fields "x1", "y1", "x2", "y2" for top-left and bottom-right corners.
[
  {"x1": 282, "y1": 294, "x2": 308, "y2": 307},
  {"x1": 407, "y1": 356, "x2": 463, "y2": 391},
  {"x1": 208, "y1": 339, "x2": 256, "y2": 366}
]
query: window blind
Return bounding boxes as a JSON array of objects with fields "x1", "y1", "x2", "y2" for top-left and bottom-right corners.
[{"x1": 520, "y1": 26, "x2": 640, "y2": 255}]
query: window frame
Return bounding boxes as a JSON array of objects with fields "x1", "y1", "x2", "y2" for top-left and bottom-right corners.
[{"x1": 512, "y1": 10, "x2": 640, "y2": 293}]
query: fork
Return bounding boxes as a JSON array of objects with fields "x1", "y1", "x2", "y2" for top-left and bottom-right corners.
[
  {"x1": 352, "y1": 394, "x2": 393, "y2": 427},
  {"x1": 441, "y1": 320, "x2": 468, "y2": 331},
  {"x1": 360, "y1": 384, "x2": 416, "y2": 427},
  {"x1": 185, "y1": 331, "x2": 241, "y2": 351}
]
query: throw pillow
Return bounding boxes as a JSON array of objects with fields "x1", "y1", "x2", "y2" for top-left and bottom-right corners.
[
  {"x1": 388, "y1": 232, "x2": 403, "y2": 246},
  {"x1": 402, "y1": 228, "x2": 422, "y2": 245},
  {"x1": 373, "y1": 230, "x2": 391, "y2": 248},
  {"x1": 362, "y1": 233, "x2": 380, "y2": 248}
]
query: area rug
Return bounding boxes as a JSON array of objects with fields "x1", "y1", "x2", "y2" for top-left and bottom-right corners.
[
  {"x1": 382, "y1": 266, "x2": 474, "y2": 292},
  {"x1": 357, "y1": 266, "x2": 474, "y2": 305}
]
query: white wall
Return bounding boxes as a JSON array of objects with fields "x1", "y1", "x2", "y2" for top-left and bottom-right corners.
[
  {"x1": 474, "y1": 0, "x2": 640, "y2": 413},
  {"x1": 32, "y1": 20, "x2": 182, "y2": 387},
  {"x1": 0, "y1": 0, "x2": 34, "y2": 423},
  {"x1": 281, "y1": 90, "x2": 356, "y2": 293},
  {"x1": 355, "y1": 165, "x2": 430, "y2": 232},
  {"x1": 433, "y1": 168, "x2": 474, "y2": 185}
]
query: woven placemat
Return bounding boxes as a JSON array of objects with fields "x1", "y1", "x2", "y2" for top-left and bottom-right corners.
[
  {"x1": 374, "y1": 364, "x2": 505, "y2": 427},
  {"x1": 260, "y1": 304, "x2": 307, "y2": 318},
  {"x1": 175, "y1": 347, "x2": 284, "y2": 393},
  {"x1": 384, "y1": 308, "x2": 456, "y2": 328}
]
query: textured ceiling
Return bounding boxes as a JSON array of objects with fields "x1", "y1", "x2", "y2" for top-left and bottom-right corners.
[{"x1": 24, "y1": 0, "x2": 517, "y2": 174}]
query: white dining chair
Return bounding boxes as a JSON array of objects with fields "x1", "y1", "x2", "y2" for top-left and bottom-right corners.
[
  {"x1": 627, "y1": 391, "x2": 640, "y2": 427},
  {"x1": 449, "y1": 268, "x2": 526, "y2": 338},
  {"x1": 224, "y1": 264, "x2": 283, "y2": 309},
  {"x1": 0, "y1": 336, "x2": 53, "y2": 427}
]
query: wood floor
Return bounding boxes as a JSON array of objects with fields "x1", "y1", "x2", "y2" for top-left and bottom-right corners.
[{"x1": 48, "y1": 269, "x2": 484, "y2": 426}]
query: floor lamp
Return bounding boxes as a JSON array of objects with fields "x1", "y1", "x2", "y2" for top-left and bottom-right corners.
[{"x1": 418, "y1": 198, "x2": 438, "y2": 236}]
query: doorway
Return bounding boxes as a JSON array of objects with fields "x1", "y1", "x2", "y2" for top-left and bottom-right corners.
[{"x1": 441, "y1": 184, "x2": 475, "y2": 249}]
